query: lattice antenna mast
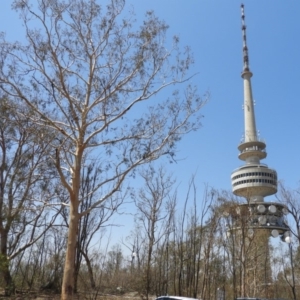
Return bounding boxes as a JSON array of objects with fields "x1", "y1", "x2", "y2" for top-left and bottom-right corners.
[{"x1": 241, "y1": 4, "x2": 250, "y2": 72}]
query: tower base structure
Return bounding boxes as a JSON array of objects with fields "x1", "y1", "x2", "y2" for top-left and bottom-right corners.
[{"x1": 225, "y1": 201, "x2": 291, "y2": 299}]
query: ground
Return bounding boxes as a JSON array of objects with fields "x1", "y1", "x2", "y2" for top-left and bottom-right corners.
[{"x1": 0, "y1": 290, "x2": 144, "y2": 300}]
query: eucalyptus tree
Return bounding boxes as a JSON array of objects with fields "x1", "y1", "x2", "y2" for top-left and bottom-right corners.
[
  {"x1": 277, "y1": 183, "x2": 300, "y2": 300},
  {"x1": 278, "y1": 183, "x2": 300, "y2": 243},
  {"x1": 170, "y1": 186, "x2": 218, "y2": 299},
  {"x1": 73, "y1": 163, "x2": 124, "y2": 292},
  {"x1": 0, "y1": 97, "x2": 57, "y2": 295},
  {"x1": 133, "y1": 166, "x2": 176, "y2": 299},
  {"x1": 186, "y1": 186, "x2": 218, "y2": 299},
  {"x1": 0, "y1": 0, "x2": 207, "y2": 298}
]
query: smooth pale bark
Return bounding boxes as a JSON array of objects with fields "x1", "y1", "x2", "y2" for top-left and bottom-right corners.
[
  {"x1": 62, "y1": 200, "x2": 79, "y2": 299},
  {"x1": 61, "y1": 146, "x2": 82, "y2": 300}
]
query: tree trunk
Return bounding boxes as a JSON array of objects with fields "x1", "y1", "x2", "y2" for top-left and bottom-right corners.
[
  {"x1": 61, "y1": 201, "x2": 79, "y2": 300},
  {"x1": 81, "y1": 250, "x2": 96, "y2": 289},
  {"x1": 0, "y1": 229, "x2": 14, "y2": 296},
  {"x1": 2, "y1": 264, "x2": 13, "y2": 296},
  {"x1": 0, "y1": 230, "x2": 14, "y2": 296},
  {"x1": 73, "y1": 253, "x2": 80, "y2": 293}
]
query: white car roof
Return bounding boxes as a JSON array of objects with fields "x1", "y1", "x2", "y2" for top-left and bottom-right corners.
[{"x1": 156, "y1": 296, "x2": 199, "y2": 300}]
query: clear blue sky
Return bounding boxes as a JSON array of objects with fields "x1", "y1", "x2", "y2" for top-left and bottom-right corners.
[
  {"x1": 124, "y1": 1, "x2": 300, "y2": 192},
  {"x1": 1, "y1": 1, "x2": 299, "y2": 247}
]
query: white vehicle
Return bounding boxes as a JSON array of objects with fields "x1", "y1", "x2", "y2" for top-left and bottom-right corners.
[{"x1": 155, "y1": 296, "x2": 199, "y2": 300}]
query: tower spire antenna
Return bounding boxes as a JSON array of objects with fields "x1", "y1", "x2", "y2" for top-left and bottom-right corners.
[
  {"x1": 241, "y1": 4, "x2": 250, "y2": 72},
  {"x1": 240, "y1": 4, "x2": 257, "y2": 144}
]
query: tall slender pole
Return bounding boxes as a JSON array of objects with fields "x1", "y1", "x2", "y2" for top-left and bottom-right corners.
[
  {"x1": 289, "y1": 243, "x2": 297, "y2": 300},
  {"x1": 223, "y1": 244, "x2": 226, "y2": 300},
  {"x1": 166, "y1": 242, "x2": 169, "y2": 295}
]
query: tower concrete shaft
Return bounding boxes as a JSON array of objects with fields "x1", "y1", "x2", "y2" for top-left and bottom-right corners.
[{"x1": 242, "y1": 71, "x2": 257, "y2": 144}]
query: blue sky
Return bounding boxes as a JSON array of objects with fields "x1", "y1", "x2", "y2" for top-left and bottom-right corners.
[
  {"x1": 122, "y1": 1, "x2": 300, "y2": 190},
  {"x1": 1, "y1": 1, "x2": 299, "y2": 248}
]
